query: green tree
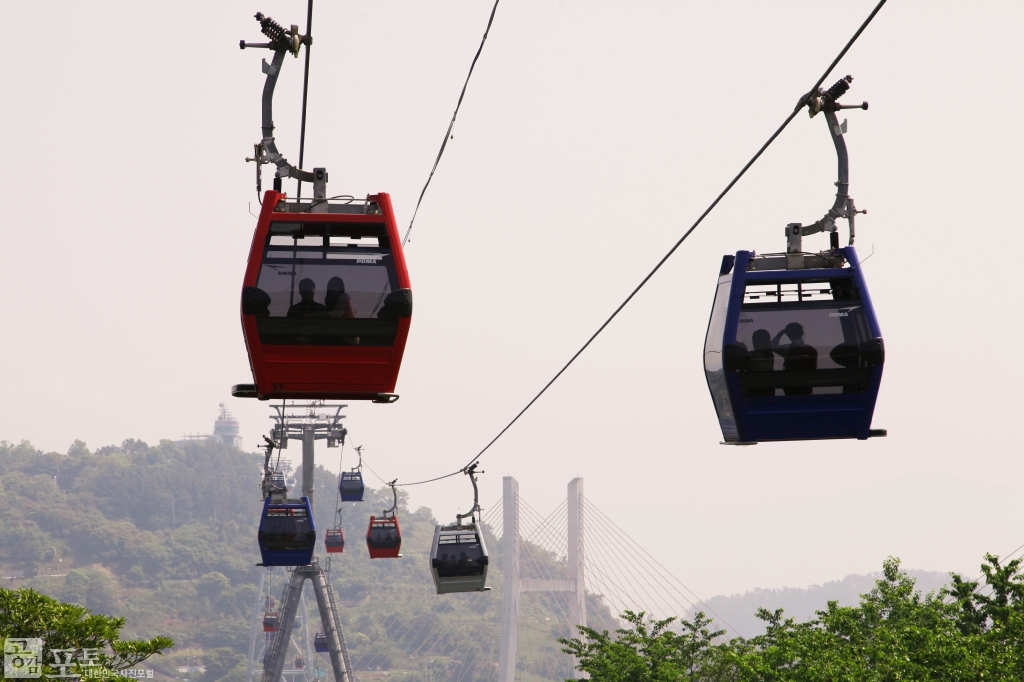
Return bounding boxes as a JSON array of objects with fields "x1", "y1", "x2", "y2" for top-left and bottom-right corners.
[
  {"x1": 0, "y1": 587, "x2": 172, "y2": 678},
  {"x1": 560, "y1": 555, "x2": 1024, "y2": 681},
  {"x1": 63, "y1": 568, "x2": 120, "y2": 615},
  {"x1": 68, "y1": 440, "x2": 91, "y2": 457},
  {"x1": 560, "y1": 610, "x2": 724, "y2": 681},
  {"x1": 198, "y1": 647, "x2": 246, "y2": 682}
]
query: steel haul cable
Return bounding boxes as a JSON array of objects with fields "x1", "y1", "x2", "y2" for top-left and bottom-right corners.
[
  {"x1": 376, "y1": 0, "x2": 889, "y2": 490},
  {"x1": 403, "y1": 0, "x2": 503, "y2": 246},
  {"x1": 295, "y1": 0, "x2": 314, "y2": 201}
]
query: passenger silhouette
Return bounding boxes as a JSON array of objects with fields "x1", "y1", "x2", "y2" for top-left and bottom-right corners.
[
  {"x1": 750, "y1": 329, "x2": 775, "y2": 371},
  {"x1": 325, "y1": 276, "x2": 360, "y2": 345},
  {"x1": 325, "y1": 277, "x2": 357, "y2": 318},
  {"x1": 830, "y1": 340, "x2": 866, "y2": 394},
  {"x1": 772, "y1": 322, "x2": 818, "y2": 395},
  {"x1": 746, "y1": 329, "x2": 776, "y2": 397},
  {"x1": 287, "y1": 278, "x2": 327, "y2": 318}
]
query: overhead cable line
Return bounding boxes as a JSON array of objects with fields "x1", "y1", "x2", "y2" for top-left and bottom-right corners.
[
  {"x1": 395, "y1": 0, "x2": 889, "y2": 489},
  {"x1": 402, "y1": 0, "x2": 502, "y2": 246},
  {"x1": 296, "y1": 0, "x2": 314, "y2": 201},
  {"x1": 346, "y1": 0, "x2": 887, "y2": 492}
]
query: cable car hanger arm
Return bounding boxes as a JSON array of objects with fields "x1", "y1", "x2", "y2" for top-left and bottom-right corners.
[
  {"x1": 383, "y1": 479, "x2": 399, "y2": 516},
  {"x1": 787, "y1": 76, "x2": 869, "y2": 253},
  {"x1": 455, "y1": 463, "x2": 483, "y2": 527},
  {"x1": 241, "y1": 13, "x2": 316, "y2": 185}
]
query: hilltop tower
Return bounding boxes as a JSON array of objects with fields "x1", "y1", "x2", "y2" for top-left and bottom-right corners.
[{"x1": 214, "y1": 403, "x2": 243, "y2": 448}]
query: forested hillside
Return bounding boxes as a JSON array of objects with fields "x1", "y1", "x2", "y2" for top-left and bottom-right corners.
[
  {"x1": 699, "y1": 569, "x2": 951, "y2": 638},
  {"x1": 0, "y1": 438, "x2": 616, "y2": 682}
]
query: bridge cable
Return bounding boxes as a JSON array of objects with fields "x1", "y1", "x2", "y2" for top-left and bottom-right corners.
[
  {"x1": 583, "y1": 496, "x2": 733, "y2": 628},
  {"x1": 583, "y1": 497, "x2": 738, "y2": 634}
]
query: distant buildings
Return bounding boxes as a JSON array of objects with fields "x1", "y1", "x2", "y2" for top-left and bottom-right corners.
[{"x1": 178, "y1": 403, "x2": 243, "y2": 449}]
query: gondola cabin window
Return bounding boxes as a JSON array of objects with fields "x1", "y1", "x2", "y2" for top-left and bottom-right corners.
[
  {"x1": 252, "y1": 222, "x2": 403, "y2": 346},
  {"x1": 734, "y1": 279, "x2": 874, "y2": 397},
  {"x1": 368, "y1": 521, "x2": 401, "y2": 548},
  {"x1": 434, "y1": 531, "x2": 486, "y2": 577},
  {"x1": 262, "y1": 506, "x2": 314, "y2": 550}
]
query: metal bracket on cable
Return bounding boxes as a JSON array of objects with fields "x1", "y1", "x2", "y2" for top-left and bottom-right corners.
[
  {"x1": 383, "y1": 480, "x2": 399, "y2": 518},
  {"x1": 240, "y1": 12, "x2": 321, "y2": 194},
  {"x1": 785, "y1": 75, "x2": 870, "y2": 259}
]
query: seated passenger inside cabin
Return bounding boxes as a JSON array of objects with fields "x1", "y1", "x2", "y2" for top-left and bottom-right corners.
[
  {"x1": 370, "y1": 525, "x2": 400, "y2": 548},
  {"x1": 745, "y1": 329, "x2": 777, "y2": 397},
  {"x1": 436, "y1": 546, "x2": 483, "y2": 575},
  {"x1": 773, "y1": 322, "x2": 818, "y2": 395},
  {"x1": 325, "y1": 277, "x2": 357, "y2": 318},
  {"x1": 750, "y1": 329, "x2": 776, "y2": 371},
  {"x1": 287, "y1": 278, "x2": 327, "y2": 318},
  {"x1": 325, "y1": 276, "x2": 360, "y2": 345}
]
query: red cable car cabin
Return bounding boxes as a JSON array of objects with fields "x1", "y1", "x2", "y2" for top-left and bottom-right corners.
[
  {"x1": 324, "y1": 528, "x2": 345, "y2": 554},
  {"x1": 366, "y1": 515, "x2": 402, "y2": 559},
  {"x1": 234, "y1": 190, "x2": 412, "y2": 402}
]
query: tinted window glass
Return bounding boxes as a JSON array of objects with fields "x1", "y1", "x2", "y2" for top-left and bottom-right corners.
[
  {"x1": 435, "y1": 532, "x2": 485, "y2": 577},
  {"x1": 261, "y1": 507, "x2": 314, "y2": 550},
  {"x1": 340, "y1": 473, "x2": 364, "y2": 494},
  {"x1": 254, "y1": 222, "x2": 401, "y2": 346},
  {"x1": 735, "y1": 279, "x2": 873, "y2": 396},
  {"x1": 368, "y1": 522, "x2": 401, "y2": 548}
]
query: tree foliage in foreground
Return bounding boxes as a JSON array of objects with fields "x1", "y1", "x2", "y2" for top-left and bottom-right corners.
[
  {"x1": 561, "y1": 554, "x2": 1024, "y2": 681},
  {"x1": 0, "y1": 587, "x2": 173, "y2": 678}
]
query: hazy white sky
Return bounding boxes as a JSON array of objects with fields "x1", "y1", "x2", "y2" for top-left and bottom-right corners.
[{"x1": 4, "y1": 0, "x2": 1023, "y2": 599}]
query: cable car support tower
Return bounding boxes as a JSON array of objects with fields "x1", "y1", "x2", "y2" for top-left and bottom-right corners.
[{"x1": 254, "y1": 402, "x2": 354, "y2": 682}]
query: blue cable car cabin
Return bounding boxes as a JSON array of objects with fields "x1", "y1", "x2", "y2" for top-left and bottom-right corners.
[
  {"x1": 339, "y1": 471, "x2": 364, "y2": 502},
  {"x1": 704, "y1": 248, "x2": 886, "y2": 443},
  {"x1": 313, "y1": 633, "x2": 328, "y2": 653},
  {"x1": 257, "y1": 497, "x2": 316, "y2": 566}
]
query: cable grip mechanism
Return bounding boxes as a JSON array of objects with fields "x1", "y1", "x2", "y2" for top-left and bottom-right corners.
[{"x1": 238, "y1": 11, "x2": 319, "y2": 195}]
